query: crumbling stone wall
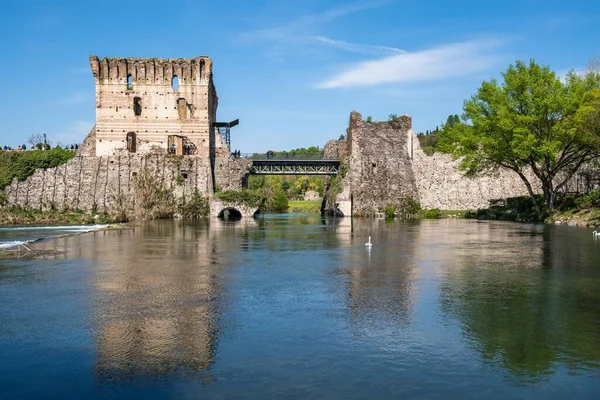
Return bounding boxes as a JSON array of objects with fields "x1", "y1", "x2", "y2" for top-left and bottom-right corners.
[
  {"x1": 331, "y1": 111, "x2": 536, "y2": 214},
  {"x1": 340, "y1": 112, "x2": 418, "y2": 216},
  {"x1": 213, "y1": 156, "x2": 252, "y2": 191},
  {"x1": 76, "y1": 125, "x2": 96, "y2": 157},
  {"x1": 4, "y1": 155, "x2": 213, "y2": 212},
  {"x1": 411, "y1": 134, "x2": 536, "y2": 210},
  {"x1": 4, "y1": 153, "x2": 252, "y2": 213},
  {"x1": 323, "y1": 139, "x2": 348, "y2": 160}
]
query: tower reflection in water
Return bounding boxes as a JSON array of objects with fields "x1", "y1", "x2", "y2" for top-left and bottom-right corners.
[{"x1": 88, "y1": 219, "x2": 246, "y2": 383}]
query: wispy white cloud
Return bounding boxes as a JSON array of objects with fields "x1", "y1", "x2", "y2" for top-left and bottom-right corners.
[
  {"x1": 247, "y1": 1, "x2": 388, "y2": 40},
  {"x1": 317, "y1": 39, "x2": 506, "y2": 89},
  {"x1": 308, "y1": 36, "x2": 405, "y2": 56},
  {"x1": 240, "y1": 1, "x2": 394, "y2": 57}
]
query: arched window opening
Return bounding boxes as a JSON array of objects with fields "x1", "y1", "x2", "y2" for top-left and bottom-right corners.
[
  {"x1": 127, "y1": 74, "x2": 133, "y2": 90},
  {"x1": 126, "y1": 132, "x2": 136, "y2": 153},
  {"x1": 133, "y1": 97, "x2": 142, "y2": 116},
  {"x1": 171, "y1": 75, "x2": 179, "y2": 91}
]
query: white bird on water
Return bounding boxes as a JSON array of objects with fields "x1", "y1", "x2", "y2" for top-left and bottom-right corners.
[
  {"x1": 365, "y1": 236, "x2": 372, "y2": 247},
  {"x1": 594, "y1": 231, "x2": 600, "y2": 237}
]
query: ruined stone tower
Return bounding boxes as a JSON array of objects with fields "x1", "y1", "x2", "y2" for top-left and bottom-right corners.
[{"x1": 88, "y1": 55, "x2": 218, "y2": 157}]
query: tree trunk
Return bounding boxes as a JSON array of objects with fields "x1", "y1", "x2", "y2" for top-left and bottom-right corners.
[{"x1": 517, "y1": 171, "x2": 542, "y2": 217}]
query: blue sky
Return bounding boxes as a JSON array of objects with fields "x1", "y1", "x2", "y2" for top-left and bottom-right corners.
[{"x1": 1, "y1": 0, "x2": 599, "y2": 152}]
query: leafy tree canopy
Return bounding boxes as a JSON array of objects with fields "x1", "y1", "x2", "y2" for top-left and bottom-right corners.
[{"x1": 438, "y1": 59, "x2": 600, "y2": 216}]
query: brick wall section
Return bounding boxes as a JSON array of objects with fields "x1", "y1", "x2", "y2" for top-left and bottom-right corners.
[{"x1": 89, "y1": 56, "x2": 217, "y2": 157}]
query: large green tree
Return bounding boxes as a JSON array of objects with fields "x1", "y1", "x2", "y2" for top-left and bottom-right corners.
[{"x1": 439, "y1": 60, "x2": 600, "y2": 216}]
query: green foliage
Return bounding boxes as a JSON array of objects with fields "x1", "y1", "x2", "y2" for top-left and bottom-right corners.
[
  {"x1": 438, "y1": 59, "x2": 600, "y2": 216},
  {"x1": 250, "y1": 146, "x2": 324, "y2": 160},
  {"x1": 384, "y1": 206, "x2": 395, "y2": 219},
  {"x1": 338, "y1": 133, "x2": 346, "y2": 140},
  {"x1": 216, "y1": 189, "x2": 265, "y2": 208},
  {"x1": 417, "y1": 131, "x2": 440, "y2": 156},
  {"x1": 574, "y1": 189, "x2": 600, "y2": 209},
  {"x1": 132, "y1": 170, "x2": 175, "y2": 219},
  {"x1": 178, "y1": 190, "x2": 209, "y2": 218},
  {"x1": 466, "y1": 195, "x2": 545, "y2": 222},
  {"x1": 445, "y1": 114, "x2": 460, "y2": 127},
  {"x1": 366, "y1": 116, "x2": 373, "y2": 123},
  {"x1": 399, "y1": 196, "x2": 421, "y2": 217},
  {"x1": 388, "y1": 113, "x2": 399, "y2": 121},
  {"x1": 271, "y1": 191, "x2": 289, "y2": 213},
  {"x1": 0, "y1": 148, "x2": 75, "y2": 190},
  {"x1": 424, "y1": 208, "x2": 442, "y2": 219},
  {"x1": 176, "y1": 174, "x2": 184, "y2": 185}
]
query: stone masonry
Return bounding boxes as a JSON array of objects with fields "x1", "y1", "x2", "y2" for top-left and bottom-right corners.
[
  {"x1": 340, "y1": 112, "x2": 419, "y2": 216},
  {"x1": 331, "y1": 111, "x2": 532, "y2": 214},
  {"x1": 89, "y1": 56, "x2": 218, "y2": 157},
  {"x1": 4, "y1": 55, "x2": 250, "y2": 214}
]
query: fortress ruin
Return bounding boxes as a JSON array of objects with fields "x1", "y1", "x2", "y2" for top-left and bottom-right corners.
[
  {"x1": 88, "y1": 56, "x2": 221, "y2": 157},
  {"x1": 4, "y1": 55, "x2": 533, "y2": 217}
]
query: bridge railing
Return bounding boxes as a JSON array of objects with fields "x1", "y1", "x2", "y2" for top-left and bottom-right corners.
[{"x1": 234, "y1": 152, "x2": 339, "y2": 161}]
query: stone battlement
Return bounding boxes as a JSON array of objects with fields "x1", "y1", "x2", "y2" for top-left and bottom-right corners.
[{"x1": 89, "y1": 55, "x2": 213, "y2": 86}]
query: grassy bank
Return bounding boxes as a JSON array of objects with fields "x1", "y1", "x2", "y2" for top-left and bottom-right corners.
[
  {"x1": 0, "y1": 207, "x2": 122, "y2": 225},
  {"x1": 288, "y1": 200, "x2": 321, "y2": 213}
]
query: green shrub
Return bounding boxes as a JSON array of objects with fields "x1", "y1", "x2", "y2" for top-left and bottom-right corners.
[
  {"x1": 399, "y1": 196, "x2": 421, "y2": 217},
  {"x1": 384, "y1": 206, "x2": 395, "y2": 219},
  {"x1": 178, "y1": 190, "x2": 209, "y2": 218},
  {"x1": 424, "y1": 208, "x2": 442, "y2": 219},
  {"x1": 271, "y1": 192, "x2": 289, "y2": 213},
  {"x1": 574, "y1": 189, "x2": 600, "y2": 210}
]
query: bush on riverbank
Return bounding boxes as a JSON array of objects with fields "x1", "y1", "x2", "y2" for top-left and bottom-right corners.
[{"x1": 465, "y1": 193, "x2": 600, "y2": 226}]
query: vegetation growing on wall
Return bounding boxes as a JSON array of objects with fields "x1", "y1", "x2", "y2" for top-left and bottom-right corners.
[
  {"x1": 131, "y1": 170, "x2": 176, "y2": 220},
  {"x1": 216, "y1": 189, "x2": 265, "y2": 208},
  {"x1": 0, "y1": 148, "x2": 75, "y2": 190},
  {"x1": 178, "y1": 190, "x2": 210, "y2": 218}
]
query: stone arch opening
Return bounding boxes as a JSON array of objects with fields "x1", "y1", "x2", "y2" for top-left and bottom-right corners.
[
  {"x1": 133, "y1": 97, "x2": 142, "y2": 116},
  {"x1": 127, "y1": 74, "x2": 133, "y2": 90},
  {"x1": 171, "y1": 75, "x2": 179, "y2": 91},
  {"x1": 218, "y1": 208, "x2": 242, "y2": 220},
  {"x1": 126, "y1": 132, "x2": 136, "y2": 153}
]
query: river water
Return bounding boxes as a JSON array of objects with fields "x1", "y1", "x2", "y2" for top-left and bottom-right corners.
[{"x1": 1, "y1": 216, "x2": 600, "y2": 399}]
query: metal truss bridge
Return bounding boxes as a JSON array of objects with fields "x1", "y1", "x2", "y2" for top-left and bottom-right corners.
[
  {"x1": 249, "y1": 159, "x2": 340, "y2": 175},
  {"x1": 238, "y1": 153, "x2": 340, "y2": 175}
]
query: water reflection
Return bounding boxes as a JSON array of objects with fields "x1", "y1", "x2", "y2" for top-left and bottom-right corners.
[
  {"x1": 3, "y1": 217, "x2": 600, "y2": 397},
  {"x1": 89, "y1": 220, "x2": 223, "y2": 382},
  {"x1": 435, "y1": 221, "x2": 600, "y2": 383},
  {"x1": 341, "y1": 219, "x2": 418, "y2": 331}
]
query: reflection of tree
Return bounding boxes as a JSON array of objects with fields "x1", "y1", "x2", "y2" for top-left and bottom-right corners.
[{"x1": 439, "y1": 232, "x2": 600, "y2": 383}]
